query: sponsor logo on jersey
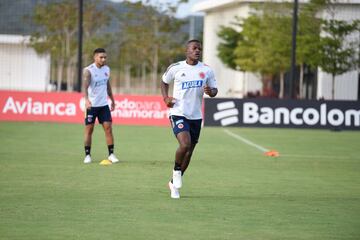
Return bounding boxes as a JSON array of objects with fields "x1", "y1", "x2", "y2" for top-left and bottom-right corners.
[
  {"x1": 181, "y1": 73, "x2": 186, "y2": 77},
  {"x1": 178, "y1": 123, "x2": 184, "y2": 129},
  {"x1": 94, "y1": 79, "x2": 108, "y2": 87},
  {"x1": 175, "y1": 119, "x2": 184, "y2": 125},
  {"x1": 199, "y1": 72, "x2": 205, "y2": 79},
  {"x1": 181, "y1": 80, "x2": 203, "y2": 89}
]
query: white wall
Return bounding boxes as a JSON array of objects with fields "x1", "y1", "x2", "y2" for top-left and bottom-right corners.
[
  {"x1": 317, "y1": 71, "x2": 359, "y2": 100},
  {"x1": 0, "y1": 35, "x2": 50, "y2": 91},
  {"x1": 202, "y1": 3, "x2": 262, "y2": 98},
  {"x1": 316, "y1": 4, "x2": 360, "y2": 100}
]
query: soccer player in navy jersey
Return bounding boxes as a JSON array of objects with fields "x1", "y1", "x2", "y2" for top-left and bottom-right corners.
[{"x1": 161, "y1": 40, "x2": 218, "y2": 198}]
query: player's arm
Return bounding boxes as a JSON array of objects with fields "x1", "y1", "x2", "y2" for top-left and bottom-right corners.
[
  {"x1": 107, "y1": 80, "x2": 115, "y2": 111},
  {"x1": 161, "y1": 81, "x2": 175, "y2": 108},
  {"x1": 161, "y1": 65, "x2": 176, "y2": 108},
  {"x1": 204, "y1": 69, "x2": 218, "y2": 98},
  {"x1": 204, "y1": 86, "x2": 218, "y2": 97},
  {"x1": 83, "y1": 69, "x2": 92, "y2": 109}
]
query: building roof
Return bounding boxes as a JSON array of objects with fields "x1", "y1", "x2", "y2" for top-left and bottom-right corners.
[
  {"x1": 0, "y1": 34, "x2": 31, "y2": 44},
  {"x1": 192, "y1": 0, "x2": 240, "y2": 13},
  {"x1": 192, "y1": 0, "x2": 360, "y2": 13}
]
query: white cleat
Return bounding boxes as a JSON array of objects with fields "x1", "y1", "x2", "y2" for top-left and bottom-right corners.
[
  {"x1": 108, "y1": 153, "x2": 119, "y2": 163},
  {"x1": 84, "y1": 155, "x2": 92, "y2": 164},
  {"x1": 172, "y1": 170, "x2": 182, "y2": 189},
  {"x1": 168, "y1": 181, "x2": 180, "y2": 199}
]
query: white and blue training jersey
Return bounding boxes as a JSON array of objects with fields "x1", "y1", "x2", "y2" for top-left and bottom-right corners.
[
  {"x1": 162, "y1": 60, "x2": 217, "y2": 120},
  {"x1": 85, "y1": 63, "x2": 110, "y2": 107}
]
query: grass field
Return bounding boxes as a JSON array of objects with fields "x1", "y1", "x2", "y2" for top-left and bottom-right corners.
[{"x1": 0, "y1": 122, "x2": 359, "y2": 240}]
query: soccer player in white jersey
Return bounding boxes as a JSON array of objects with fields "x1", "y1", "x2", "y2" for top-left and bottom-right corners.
[
  {"x1": 161, "y1": 40, "x2": 218, "y2": 199},
  {"x1": 82, "y1": 48, "x2": 119, "y2": 164}
]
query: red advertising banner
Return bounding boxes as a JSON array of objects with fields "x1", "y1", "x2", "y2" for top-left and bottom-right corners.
[{"x1": 0, "y1": 90, "x2": 170, "y2": 126}]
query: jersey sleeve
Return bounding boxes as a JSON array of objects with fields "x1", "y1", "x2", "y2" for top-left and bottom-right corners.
[
  {"x1": 206, "y1": 69, "x2": 217, "y2": 88},
  {"x1": 162, "y1": 64, "x2": 176, "y2": 84}
]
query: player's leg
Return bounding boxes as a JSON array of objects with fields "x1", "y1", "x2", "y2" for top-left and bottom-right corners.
[
  {"x1": 84, "y1": 107, "x2": 96, "y2": 163},
  {"x1": 181, "y1": 119, "x2": 202, "y2": 174},
  {"x1": 169, "y1": 116, "x2": 191, "y2": 189},
  {"x1": 102, "y1": 122, "x2": 119, "y2": 163},
  {"x1": 102, "y1": 121, "x2": 114, "y2": 146},
  {"x1": 170, "y1": 116, "x2": 191, "y2": 168},
  {"x1": 175, "y1": 131, "x2": 192, "y2": 170},
  {"x1": 84, "y1": 124, "x2": 94, "y2": 164},
  {"x1": 99, "y1": 106, "x2": 119, "y2": 163},
  {"x1": 172, "y1": 131, "x2": 191, "y2": 187},
  {"x1": 181, "y1": 143, "x2": 196, "y2": 175},
  {"x1": 84, "y1": 124, "x2": 95, "y2": 147}
]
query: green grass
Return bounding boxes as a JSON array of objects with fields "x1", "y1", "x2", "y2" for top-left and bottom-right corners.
[{"x1": 0, "y1": 122, "x2": 359, "y2": 240}]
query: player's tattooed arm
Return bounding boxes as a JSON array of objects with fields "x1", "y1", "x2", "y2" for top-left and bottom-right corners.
[{"x1": 83, "y1": 69, "x2": 92, "y2": 109}]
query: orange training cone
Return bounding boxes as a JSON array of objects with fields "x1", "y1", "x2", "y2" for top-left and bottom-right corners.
[{"x1": 264, "y1": 150, "x2": 280, "y2": 157}]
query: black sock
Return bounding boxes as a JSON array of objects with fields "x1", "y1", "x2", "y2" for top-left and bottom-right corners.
[
  {"x1": 108, "y1": 144, "x2": 114, "y2": 155},
  {"x1": 85, "y1": 146, "x2": 91, "y2": 156},
  {"x1": 174, "y1": 162, "x2": 181, "y2": 171}
]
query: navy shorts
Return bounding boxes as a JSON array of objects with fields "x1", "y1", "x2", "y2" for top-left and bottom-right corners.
[
  {"x1": 170, "y1": 115, "x2": 202, "y2": 144},
  {"x1": 85, "y1": 106, "x2": 112, "y2": 125}
]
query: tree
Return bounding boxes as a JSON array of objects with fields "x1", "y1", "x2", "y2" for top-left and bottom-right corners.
[
  {"x1": 217, "y1": 1, "x2": 341, "y2": 99},
  {"x1": 263, "y1": 13, "x2": 292, "y2": 99},
  {"x1": 30, "y1": 0, "x2": 77, "y2": 91},
  {"x1": 217, "y1": 24, "x2": 243, "y2": 70},
  {"x1": 217, "y1": 3, "x2": 293, "y2": 98},
  {"x1": 355, "y1": 19, "x2": 360, "y2": 71},
  {"x1": 242, "y1": 3, "x2": 294, "y2": 99},
  {"x1": 296, "y1": 0, "x2": 326, "y2": 98},
  {"x1": 117, "y1": 0, "x2": 187, "y2": 93},
  {"x1": 319, "y1": 19, "x2": 359, "y2": 99},
  {"x1": 30, "y1": 0, "x2": 112, "y2": 91},
  {"x1": 82, "y1": 1, "x2": 113, "y2": 64}
]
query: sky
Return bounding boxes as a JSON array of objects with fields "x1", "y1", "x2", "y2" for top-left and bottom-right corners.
[
  {"x1": 110, "y1": 0, "x2": 208, "y2": 18},
  {"x1": 176, "y1": 0, "x2": 207, "y2": 18}
]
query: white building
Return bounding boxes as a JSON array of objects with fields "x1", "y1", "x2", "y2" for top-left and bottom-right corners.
[
  {"x1": 0, "y1": 34, "x2": 50, "y2": 91},
  {"x1": 193, "y1": 0, "x2": 360, "y2": 100}
]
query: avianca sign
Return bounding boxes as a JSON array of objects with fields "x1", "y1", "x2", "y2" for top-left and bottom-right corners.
[
  {"x1": 0, "y1": 90, "x2": 169, "y2": 126},
  {"x1": 3, "y1": 97, "x2": 76, "y2": 116},
  {"x1": 204, "y1": 98, "x2": 360, "y2": 130}
]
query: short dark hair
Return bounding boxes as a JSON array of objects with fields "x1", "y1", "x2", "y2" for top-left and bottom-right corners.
[
  {"x1": 93, "y1": 48, "x2": 106, "y2": 55},
  {"x1": 187, "y1": 39, "x2": 201, "y2": 46}
]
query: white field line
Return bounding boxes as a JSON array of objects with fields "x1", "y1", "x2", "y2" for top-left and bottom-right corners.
[
  {"x1": 280, "y1": 154, "x2": 356, "y2": 159},
  {"x1": 223, "y1": 129, "x2": 357, "y2": 159},
  {"x1": 223, "y1": 129, "x2": 269, "y2": 153}
]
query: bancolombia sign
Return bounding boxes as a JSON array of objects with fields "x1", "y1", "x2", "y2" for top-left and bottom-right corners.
[
  {"x1": 204, "y1": 98, "x2": 360, "y2": 130},
  {"x1": 0, "y1": 90, "x2": 169, "y2": 126}
]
